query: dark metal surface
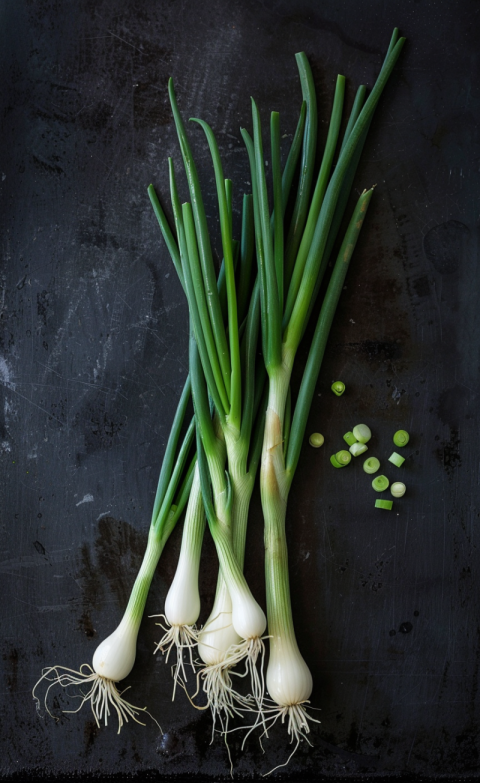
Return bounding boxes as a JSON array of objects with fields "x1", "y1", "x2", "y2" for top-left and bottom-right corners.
[{"x1": 1, "y1": 0, "x2": 479, "y2": 778}]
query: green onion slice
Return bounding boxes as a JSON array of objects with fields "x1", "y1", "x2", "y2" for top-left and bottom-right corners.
[
  {"x1": 343, "y1": 431, "x2": 357, "y2": 446},
  {"x1": 363, "y1": 456, "x2": 380, "y2": 474},
  {"x1": 349, "y1": 442, "x2": 368, "y2": 457},
  {"x1": 331, "y1": 381, "x2": 345, "y2": 396},
  {"x1": 309, "y1": 432, "x2": 324, "y2": 448},
  {"x1": 390, "y1": 481, "x2": 406, "y2": 497},
  {"x1": 372, "y1": 474, "x2": 389, "y2": 492},
  {"x1": 375, "y1": 499, "x2": 393, "y2": 510},
  {"x1": 388, "y1": 451, "x2": 405, "y2": 467},
  {"x1": 352, "y1": 423, "x2": 371, "y2": 443},
  {"x1": 393, "y1": 429, "x2": 409, "y2": 447}
]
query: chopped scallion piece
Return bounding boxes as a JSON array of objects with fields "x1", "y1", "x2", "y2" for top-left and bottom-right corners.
[
  {"x1": 388, "y1": 451, "x2": 405, "y2": 467},
  {"x1": 363, "y1": 456, "x2": 380, "y2": 474},
  {"x1": 393, "y1": 429, "x2": 409, "y2": 447},
  {"x1": 372, "y1": 474, "x2": 389, "y2": 492},
  {"x1": 391, "y1": 481, "x2": 406, "y2": 497},
  {"x1": 375, "y1": 499, "x2": 393, "y2": 510},
  {"x1": 309, "y1": 432, "x2": 324, "y2": 448},
  {"x1": 331, "y1": 381, "x2": 345, "y2": 396},
  {"x1": 352, "y1": 423, "x2": 371, "y2": 443},
  {"x1": 349, "y1": 442, "x2": 368, "y2": 457},
  {"x1": 331, "y1": 449, "x2": 351, "y2": 467},
  {"x1": 343, "y1": 431, "x2": 357, "y2": 446}
]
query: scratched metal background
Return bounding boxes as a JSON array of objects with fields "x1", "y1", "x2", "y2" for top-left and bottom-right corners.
[{"x1": 1, "y1": 0, "x2": 479, "y2": 779}]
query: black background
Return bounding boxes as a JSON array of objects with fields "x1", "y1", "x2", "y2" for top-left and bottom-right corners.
[{"x1": 1, "y1": 0, "x2": 479, "y2": 779}]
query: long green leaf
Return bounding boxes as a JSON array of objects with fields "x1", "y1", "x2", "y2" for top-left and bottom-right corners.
[
  {"x1": 284, "y1": 36, "x2": 405, "y2": 354},
  {"x1": 283, "y1": 74, "x2": 345, "y2": 326},
  {"x1": 182, "y1": 200, "x2": 230, "y2": 415},
  {"x1": 271, "y1": 111, "x2": 284, "y2": 312},
  {"x1": 237, "y1": 194, "x2": 255, "y2": 325},
  {"x1": 154, "y1": 415, "x2": 195, "y2": 534},
  {"x1": 150, "y1": 374, "x2": 191, "y2": 529},
  {"x1": 175, "y1": 198, "x2": 226, "y2": 421},
  {"x1": 191, "y1": 118, "x2": 242, "y2": 431},
  {"x1": 252, "y1": 99, "x2": 281, "y2": 370},
  {"x1": 286, "y1": 188, "x2": 374, "y2": 480},
  {"x1": 284, "y1": 53, "x2": 318, "y2": 288},
  {"x1": 241, "y1": 127, "x2": 269, "y2": 366},
  {"x1": 281, "y1": 100, "x2": 306, "y2": 215},
  {"x1": 168, "y1": 79, "x2": 231, "y2": 399},
  {"x1": 147, "y1": 184, "x2": 185, "y2": 291},
  {"x1": 189, "y1": 331, "x2": 224, "y2": 476},
  {"x1": 239, "y1": 280, "x2": 261, "y2": 445}
]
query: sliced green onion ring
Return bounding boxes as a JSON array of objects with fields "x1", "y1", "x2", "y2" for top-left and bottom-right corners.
[
  {"x1": 309, "y1": 432, "x2": 324, "y2": 448},
  {"x1": 393, "y1": 429, "x2": 409, "y2": 447},
  {"x1": 343, "y1": 431, "x2": 357, "y2": 446},
  {"x1": 352, "y1": 423, "x2": 371, "y2": 443},
  {"x1": 372, "y1": 474, "x2": 389, "y2": 492},
  {"x1": 388, "y1": 451, "x2": 405, "y2": 467},
  {"x1": 331, "y1": 381, "x2": 345, "y2": 396},
  {"x1": 349, "y1": 442, "x2": 367, "y2": 457},
  {"x1": 363, "y1": 456, "x2": 380, "y2": 474},
  {"x1": 391, "y1": 481, "x2": 406, "y2": 497}
]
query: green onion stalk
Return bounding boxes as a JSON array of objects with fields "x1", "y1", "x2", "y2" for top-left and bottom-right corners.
[
  {"x1": 148, "y1": 185, "x2": 218, "y2": 694},
  {"x1": 243, "y1": 30, "x2": 405, "y2": 755},
  {"x1": 33, "y1": 378, "x2": 197, "y2": 732},
  {"x1": 152, "y1": 461, "x2": 205, "y2": 697}
]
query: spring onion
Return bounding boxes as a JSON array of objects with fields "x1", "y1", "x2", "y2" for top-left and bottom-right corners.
[
  {"x1": 309, "y1": 432, "x2": 324, "y2": 448},
  {"x1": 363, "y1": 456, "x2": 380, "y2": 474},
  {"x1": 393, "y1": 429, "x2": 409, "y2": 447},
  {"x1": 375, "y1": 499, "x2": 393, "y2": 510},
  {"x1": 154, "y1": 463, "x2": 205, "y2": 694},
  {"x1": 391, "y1": 481, "x2": 406, "y2": 497},
  {"x1": 388, "y1": 451, "x2": 405, "y2": 467},
  {"x1": 349, "y1": 442, "x2": 368, "y2": 457},
  {"x1": 242, "y1": 28, "x2": 404, "y2": 760},
  {"x1": 33, "y1": 378, "x2": 196, "y2": 730},
  {"x1": 343, "y1": 431, "x2": 357, "y2": 446},
  {"x1": 331, "y1": 381, "x2": 345, "y2": 396},
  {"x1": 352, "y1": 423, "x2": 371, "y2": 443},
  {"x1": 372, "y1": 474, "x2": 390, "y2": 492}
]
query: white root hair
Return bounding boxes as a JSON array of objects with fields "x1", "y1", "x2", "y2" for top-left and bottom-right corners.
[
  {"x1": 152, "y1": 614, "x2": 199, "y2": 699},
  {"x1": 32, "y1": 664, "x2": 160, "y2": 734}
]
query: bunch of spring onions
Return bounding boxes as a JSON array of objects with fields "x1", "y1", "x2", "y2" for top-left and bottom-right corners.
[
  {"x1": 147, "y1": 26, "x2": 404, "y2": 758},
  {"x1": 33, "y1": 30, "x2": 405, "y2": 768}
]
